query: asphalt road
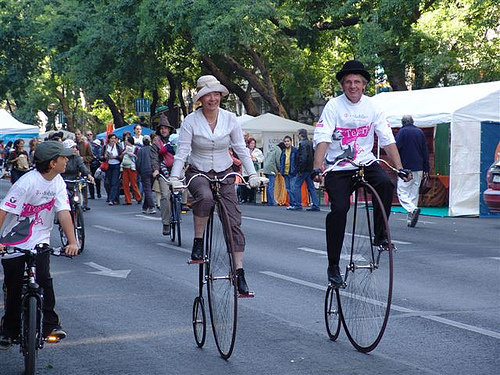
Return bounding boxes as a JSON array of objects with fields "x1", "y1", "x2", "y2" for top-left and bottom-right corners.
[{"x1": 0, "y1": 179, "x2": 499, "y2": 374}]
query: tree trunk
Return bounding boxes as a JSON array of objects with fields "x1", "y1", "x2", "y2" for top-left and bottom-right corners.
[
  {"x1": 151, "y1": 88, "x2": 159, "y2": 118},
  {"x1": 201, "y1": 56, "x2": 259, "y2": 116},
  {"x1": 224, "y1": 52, "x2": 287, "y2": 117},
  {"x1": 103, "y1": 94, "x2": 124, "y2": 128}
]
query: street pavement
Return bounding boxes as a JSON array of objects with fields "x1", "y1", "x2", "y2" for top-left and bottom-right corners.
[{"x1": 0, "y1": 178, "x2": 499, "y2": 374}]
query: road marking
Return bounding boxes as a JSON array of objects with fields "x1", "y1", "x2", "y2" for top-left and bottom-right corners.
[
  {"x1": 488, "y1": 257, "x2": 500, "y2": 261},
  {"x1": 135, "y1": 214, "x2": 161, "y2": 221},
  {"x1": 260, "y1": 271, "x2": 500, "y2": 340},
  {"x1": 92, "y1": 225, "x2": 124, "y2": 234},
  {"x1": 244, "y1": 216, "x2": 410, "y2": 245},
  {"x1": 298, "y1": 247, "x2": 326, "y2": 255},
  {"x1": 156, "y1": 242, "x2": 190, "y2": 254},
  {"x1": 396, "y1": 218, "x2": 437, "y2": 225},
  {"x1": 298, "y1": 247, "x2": 373, "y2": 261},
  {"x1": 84, "y1": 262, "x2": 131, "y2": 278}
]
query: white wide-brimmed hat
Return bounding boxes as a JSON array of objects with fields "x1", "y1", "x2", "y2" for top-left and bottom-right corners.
[
  {"x1": 193, "y1": 75, "x2": 229, "y2": 103},
  {"x1": 62, "y1": 139, "x2": 77, "y2": 149}
]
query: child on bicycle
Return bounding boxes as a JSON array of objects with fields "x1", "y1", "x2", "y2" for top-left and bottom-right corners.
[{"x1": 0, "y1": 141, "x2": 80, "y2": 350}]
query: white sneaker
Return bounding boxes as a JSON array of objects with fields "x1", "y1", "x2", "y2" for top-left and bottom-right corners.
[{"x1": 148, "y1": 208, "x2": 157, "y2": 214}]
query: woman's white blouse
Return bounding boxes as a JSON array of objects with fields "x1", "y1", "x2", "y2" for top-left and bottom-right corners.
[{"x1": 171, "y1": 108, "x2": 256, "y2": 177}]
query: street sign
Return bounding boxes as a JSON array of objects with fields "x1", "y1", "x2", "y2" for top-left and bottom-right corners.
[{"x1": 135, "y1": 98, "x2": 150, "y2": 116}]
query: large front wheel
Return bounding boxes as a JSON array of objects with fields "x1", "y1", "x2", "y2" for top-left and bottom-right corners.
[
  {"x1": 206, "y1": 201, "x2": 237, "y2": 359},
  {"x1": 23, "y1": 296, "x2": 39, "y2": 375},
  {"x1": 339, "y1": 183, "x2": 393, "y2": 353}
]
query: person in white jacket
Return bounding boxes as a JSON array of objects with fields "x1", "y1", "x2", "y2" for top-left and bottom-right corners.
[{"x1": 169, "y1": 75, "x2": 260, "y2": 295}]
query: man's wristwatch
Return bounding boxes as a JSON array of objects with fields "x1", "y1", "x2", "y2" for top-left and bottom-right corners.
[{"x1": 310, "y1": 168, "x2": 322, "y2": 180}]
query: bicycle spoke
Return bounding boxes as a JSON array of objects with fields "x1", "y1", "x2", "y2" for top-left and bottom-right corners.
[
  {"x1": 207, "y1": 202, "x2": 237, "y2": 359},
  {"x1": 339, "y1": 184, "x2": 393, "y2": 352}
]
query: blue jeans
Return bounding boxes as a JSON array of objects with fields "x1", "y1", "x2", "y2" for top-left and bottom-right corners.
[
  {"x1": 105, "y1": 164, "x2": 121, "y2": 203},
  {"x1": 293, "y1": 172, "x2": 320, "y2": 209},
  {"x1": 264, "y1": 174, "x2": 276, "y2": 205},
  {"x1": 283, "y1": 174, "x2": 297, "y2": 207}
]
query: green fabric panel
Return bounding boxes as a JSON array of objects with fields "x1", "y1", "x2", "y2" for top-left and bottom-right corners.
[{"x1": 434, "y1": 123, "x2": 450, "y2": 175}]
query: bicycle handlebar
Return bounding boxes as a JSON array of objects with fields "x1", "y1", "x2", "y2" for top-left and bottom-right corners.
[
  {"x1": 323, "y1": 158, "x2": 401, "y2": 175},
  {"x1": 64, "y1": 177, "x2": 90, "y2": 185},
  {"x1": 0, "y1": 245, "x2": 72, "y2": 258}
]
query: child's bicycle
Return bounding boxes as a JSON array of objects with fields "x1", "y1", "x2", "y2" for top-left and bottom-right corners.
[
  {"x1": 323, "y1": 158, "x2": 410, "y2": 353},
  {"x1": 1, "y1": 244, "x2": 72, "y2": 375}
]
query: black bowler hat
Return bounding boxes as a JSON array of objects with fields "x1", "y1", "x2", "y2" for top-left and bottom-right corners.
[{"x1": 336, "y1": 60, "x2": 371, "y2": 82}]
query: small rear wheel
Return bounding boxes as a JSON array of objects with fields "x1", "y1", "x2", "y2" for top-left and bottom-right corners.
[
  {"x1": 192, "y1": 296, "x2": 206, "y2": 347},
  {"x1": 324, "y1": 285, "x2": 341, "y2": 341}
]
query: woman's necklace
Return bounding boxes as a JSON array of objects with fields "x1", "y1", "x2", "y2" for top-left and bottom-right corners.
[{"x1": 204, "y1": 110, "x2": 218, "y2": 127}]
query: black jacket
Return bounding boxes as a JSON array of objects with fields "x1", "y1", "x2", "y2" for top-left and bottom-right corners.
[{"x1": 297, "y1": 138, "x2": 314, "y2": 173}]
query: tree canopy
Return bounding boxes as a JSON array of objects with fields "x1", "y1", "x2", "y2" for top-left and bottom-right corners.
[{"x1": 1, "y1": 0, "x2": 499, "y2": 131}]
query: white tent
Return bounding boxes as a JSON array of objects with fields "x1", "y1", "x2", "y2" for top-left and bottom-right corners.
[
  {"x1": 239, "y1": 113, "x2": 315, "y2": 154},
  {"x1": 0, "y1": 109, "x2": 39, "y2": 142},
  {"x1": 371, "y1": 81, "x2": 500, "y2": 216}
]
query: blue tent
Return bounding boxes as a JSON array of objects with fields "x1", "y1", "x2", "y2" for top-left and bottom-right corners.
[{"x1": 96, "y1": 124, "x2": 153, "y2": 140}]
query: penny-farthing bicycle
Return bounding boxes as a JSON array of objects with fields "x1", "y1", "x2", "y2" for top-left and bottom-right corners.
[
  {"x1": 324, "y1": 158, "x2": 410, "y2": 353},
  {"x1": 184, "y1": 172, "x2": 255, "y2": 359}
]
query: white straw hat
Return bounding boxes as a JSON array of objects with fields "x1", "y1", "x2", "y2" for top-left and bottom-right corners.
[{"x1": 193, "y1": 75, "x2": 229, "y2": 103}]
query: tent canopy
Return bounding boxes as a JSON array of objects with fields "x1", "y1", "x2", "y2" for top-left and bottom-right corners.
[
  {"x1": 240, "y1": 113, "x2": 314, "y2": 134},
  {"x1": 0, "y1": 109, "x2": 39, "y2": 142},
  {"x1": 96, "y1": 123, "x2": 152, "y2": 140},
  {"x1": 237, "y1": 113, "x2": 314, "y2": 153},
  {"x1": 371, "y1": 81, "x2": 500, "y2": 127},
  {"x1": 371, "y1": 81, "x2": 500, "y2": 217}
]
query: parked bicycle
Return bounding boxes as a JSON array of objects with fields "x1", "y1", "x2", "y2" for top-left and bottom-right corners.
[
  {"x1": 1, "y1": 244, "x2": 71, "y2": 375},
  {"x1": 179, "y1": 171, "x2": 262, "y2": 359},
  {"x1": 58, "y1": 178, "x2": 87, "y2": 253},
  {"x1": 324, "y1": 158, "x2": 409, "y2": 353}
]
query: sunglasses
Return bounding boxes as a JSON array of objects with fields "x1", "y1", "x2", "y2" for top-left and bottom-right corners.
[{"x1": 87, "y1": 133, "x2": 93, "y2": 136}]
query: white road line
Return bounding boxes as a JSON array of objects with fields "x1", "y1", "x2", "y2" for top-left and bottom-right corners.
[
  {"x1": 135, "y1": 214, "x2": 161, "y2": 221},
  {"x1": 298, "y1": 247, "x2": 327, "y2": 255},
  {"x1": 244, "y1": 216, "x2": 411, "y2": 245},
  {"x1": 260, "y1": 271, "x2": 500, "y2": 340},
  {"x1": 298, "y1": 247, "x2": 375, "y2": 262},
  {"x1": 156, "y1": 242, "x2": 190, "y2": 254},
  {"x1": 92, "y1": 225, "x2": 124, "y2": 234}
]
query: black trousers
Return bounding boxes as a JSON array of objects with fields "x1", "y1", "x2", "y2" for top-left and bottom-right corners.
[
  {"x1": 323, "y1": 163, "x2": 394, "y2": 268},
  {"x1": 1, "y1": 252, "x2": 59, "y2": 338}
]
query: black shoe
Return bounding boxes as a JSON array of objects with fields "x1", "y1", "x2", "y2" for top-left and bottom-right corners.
[
  {"x1": 83, "y1": 206, "x2": 91, "y2": 211},
  {"x1": 0, "y1": 334, "x2": 13, "y2": 350},
  {"x1": 236, "y1": 268, "x2": 249, "y2": 295},
  {"x1": 163, "y1": 224, "x2": 171, "y2": 236},
  {"x1": 97, "y1": 194, "x2": 102, "y2": 198},
  {"x1": 327, "y1": 265, "x2": 343, "y2": 287},
  {"x1": 374, "y1": 237, "x2": 389, "y2": 248},
  {"x1": 89, "y1": 196, "x2": 95, "y2": 200},
  {"x1": 191, "y1": 238, "x2": 203, "y2": 260},
  {"x1": 409, "y1": 208, "x2": 421, "y2": 227}
]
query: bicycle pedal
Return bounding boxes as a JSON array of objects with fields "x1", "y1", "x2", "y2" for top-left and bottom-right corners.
[
  {"x1": 44, "y1": 335, "x2": 61, "y2": 344},
  {"x1": 328, "y1": 282, "x2": 346, "y2": 289},
  {"x1": 187, "y1": 259, "x2": 205, "y2": 265},
  {"x1": 238, "y1": 291, "x2": 255, "y2": 298}
]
